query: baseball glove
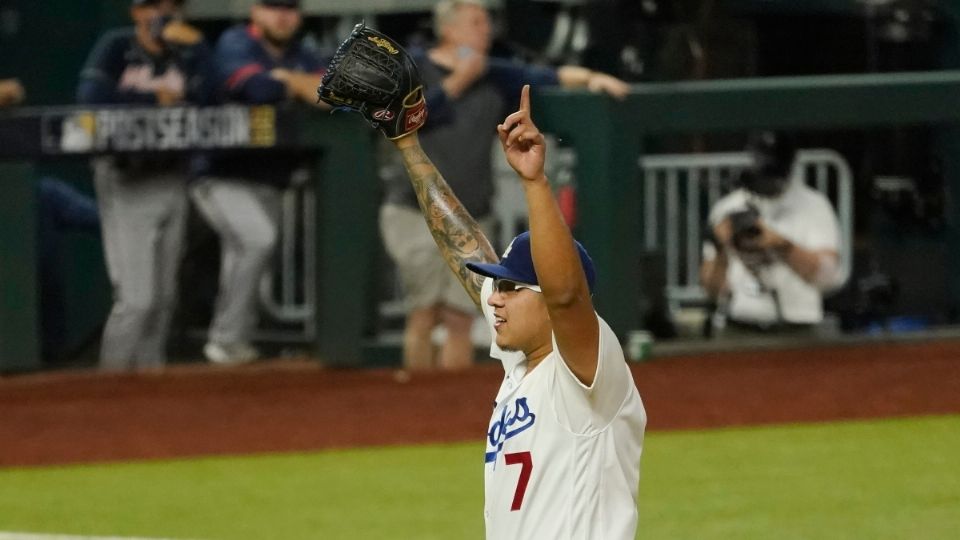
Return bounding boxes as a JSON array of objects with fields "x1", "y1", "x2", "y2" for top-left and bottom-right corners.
[{"x1": 317, "y1": 23, "x2": 427, "y2": 140}]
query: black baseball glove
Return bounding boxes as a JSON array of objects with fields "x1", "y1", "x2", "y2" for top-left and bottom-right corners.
[{"x1": 317, "y1": 23, "x2": 427, "y2": 140}]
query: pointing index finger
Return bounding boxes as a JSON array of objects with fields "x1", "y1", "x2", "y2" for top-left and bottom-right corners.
[{"x1": 520, "y1": 84, "x2": 531, "y2": 113}]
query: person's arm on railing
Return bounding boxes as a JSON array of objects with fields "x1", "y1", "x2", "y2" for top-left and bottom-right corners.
[{"x1": 0, "y1": 78, "x2": 25, "y2": 107}]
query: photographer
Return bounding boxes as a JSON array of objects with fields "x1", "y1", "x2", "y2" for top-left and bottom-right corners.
[
  {"x1": 77, "y1": 0, "x2": 214, "y2": 370},
  {"x1": 700, "y1": 131, "x2": 846, "y2": 334}
]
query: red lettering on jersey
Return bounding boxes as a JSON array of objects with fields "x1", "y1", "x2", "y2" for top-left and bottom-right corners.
[{"x1": 505, "y1": 451, "x2": 532, "y2": 511}]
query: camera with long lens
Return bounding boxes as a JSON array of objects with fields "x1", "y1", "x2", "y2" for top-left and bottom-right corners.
[{"x1": 728, "y1": 205, "x2": 761, "y2": 250}]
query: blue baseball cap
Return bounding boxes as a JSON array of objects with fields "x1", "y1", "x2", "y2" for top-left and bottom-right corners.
[{"x1": 466, "y1": 231, "x2": 597, "y2": 293}]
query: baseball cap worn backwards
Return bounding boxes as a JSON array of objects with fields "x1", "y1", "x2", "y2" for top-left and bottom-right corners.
[{"x1": 466, "y1": 231, "x2": 597, "y2": 293}]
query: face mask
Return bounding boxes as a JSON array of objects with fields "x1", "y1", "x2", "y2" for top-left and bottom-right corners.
[{"x1": 739, "y1": 167, "x2": 789, "y2": 198}]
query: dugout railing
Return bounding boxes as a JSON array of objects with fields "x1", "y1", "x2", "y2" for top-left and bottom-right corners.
[
  {"x1": 532, "y1": 70, "x2": 960, "y2": 344},
  {"x1": 640, "y1": 149, "x2": 855, "y2": 317},
  {"x1": 0, "y1": 104, "x2": 379, "y2": 372},
  {"x1": 5, "y1": 71, "x2": 960, "y2": 371},
  {"x1": 256, "y1": 173, "x2": 318, "y2": 342}
]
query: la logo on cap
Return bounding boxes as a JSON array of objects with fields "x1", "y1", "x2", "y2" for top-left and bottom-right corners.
[{"x1": 502, "y1": 238, "x2": 515, "y2": 258}]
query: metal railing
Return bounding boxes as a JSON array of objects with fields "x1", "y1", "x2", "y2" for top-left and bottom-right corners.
[
  {"x1": 257, "y1": 174, "x2": 317, "y2": 341},
  {"x1": 262, "y1": 145, "x2": 854, "y2": 344},
  {"x1": 640, "y1": 149, "x2": 854, "y2": 312}
]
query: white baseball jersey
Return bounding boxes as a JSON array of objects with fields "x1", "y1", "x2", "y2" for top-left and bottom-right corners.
[{"x1": 480, "y1": 279, "x2": 647, "y2": 540}]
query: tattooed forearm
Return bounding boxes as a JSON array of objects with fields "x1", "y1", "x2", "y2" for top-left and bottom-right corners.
[{"x1": 399, "y1": 144, "x2": 498, "y2": 306}]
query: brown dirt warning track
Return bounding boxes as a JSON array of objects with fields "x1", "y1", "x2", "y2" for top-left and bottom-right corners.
[{"x1": 1, "y1": 338, "x2": 959, "y2": 467}]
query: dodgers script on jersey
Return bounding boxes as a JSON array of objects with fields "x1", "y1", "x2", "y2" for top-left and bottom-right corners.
[{"x1": 479, "y1": 279, "x2": 647, "y2": 540}]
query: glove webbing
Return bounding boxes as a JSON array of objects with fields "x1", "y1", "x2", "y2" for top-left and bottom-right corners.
[{"x1": 328, "y1": 39, "x2": 402, "y2": 105}]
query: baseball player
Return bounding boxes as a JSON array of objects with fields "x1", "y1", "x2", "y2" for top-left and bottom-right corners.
[
  {"x1": 320, "y1": 27, "x2": 645, "y2": 538},
  {"x1": 77, "y1": 0, "x2": 214, "y2": 370},
  {"x1": 189, "y1": 0, "x2": 328, "y2": 364},
  {"x1": 415, "y1": 86, "x2": 646, "y2": 540}
]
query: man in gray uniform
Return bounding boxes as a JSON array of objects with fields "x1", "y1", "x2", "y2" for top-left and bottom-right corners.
[{"x1": 77, "y1": 0, "x2": 213, "y2": 370}]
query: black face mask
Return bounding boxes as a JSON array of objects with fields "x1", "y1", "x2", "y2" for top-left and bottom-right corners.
[
  {"x1": 740, "y1": 131, "x2": 794, "y2": 198},
  {"x1": 739, "y1": 167, "x2": 789, "y2": 198}
]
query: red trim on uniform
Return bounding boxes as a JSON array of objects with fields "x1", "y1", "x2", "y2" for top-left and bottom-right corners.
[
  {"x1": 246, "y1": 23, "x2": 262, "y2": 40},
  {"x1": 226, "y1": 63, "x2": 266, "y2": 90}
]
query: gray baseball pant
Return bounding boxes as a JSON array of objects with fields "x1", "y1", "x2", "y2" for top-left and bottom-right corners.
[
  {"x1": 93, "y1": 158, "x2": 187, "y2": 370},
  {"x1": 189, "y1": 178, "x2": 281, "y2": 345}
]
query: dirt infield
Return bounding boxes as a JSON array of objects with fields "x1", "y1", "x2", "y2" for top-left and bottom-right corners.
[{"x1": 2, "y1": 339, "x2": 959, "y2": 467}]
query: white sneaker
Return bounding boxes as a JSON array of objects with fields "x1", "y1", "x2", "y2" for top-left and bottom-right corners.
[{"x1": 203, "y1": 341, "x2": 259, "y2": 365}]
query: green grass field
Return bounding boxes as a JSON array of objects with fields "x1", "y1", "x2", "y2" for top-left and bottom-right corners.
[{"x1": 1, "y1": 415, "x2": 957, "y2": 539}]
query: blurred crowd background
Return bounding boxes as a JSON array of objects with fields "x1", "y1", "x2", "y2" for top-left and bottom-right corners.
[{"x1": 1, "y1": 0, "x2": 959, "y2": 374}]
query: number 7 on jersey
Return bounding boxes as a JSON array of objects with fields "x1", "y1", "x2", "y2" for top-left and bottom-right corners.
[{"x1": 504, "y1": 451, "x2": 533, "y2": 511}]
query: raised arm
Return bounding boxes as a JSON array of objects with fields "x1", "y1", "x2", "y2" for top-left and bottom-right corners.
[
  {"x1": 393, "y1": 134, "x2": 499, "y2": 308},
  {"x1": 318, "y1": 24, "x2": 497, "y2": 307},
  {"x1": 497, "y1": 85, "x2": 600, "y2": 384}
]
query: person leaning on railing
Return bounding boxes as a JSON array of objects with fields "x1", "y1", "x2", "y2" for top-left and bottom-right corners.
[
  {"x1": 76, "y1": 0, "x2": 215, "y2": 371},
  {"x1": 700, "y1": 131, "x2": 847, "y2": 336},
  {"x1": 378, "y1": 0, "x2": 630, "y2": 374},
  {"x1": 188, "y1": 0, "x2": 330, "y2": 365}
]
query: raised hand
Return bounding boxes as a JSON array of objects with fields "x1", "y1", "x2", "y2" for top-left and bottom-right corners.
[
  {"x1": 161, "y1": 20, "x2": 203, "y2": 46},
  {"x1": 0, "y1": 78, "x2": 25, "y2": 107},
  {"x1": 155, "y1": 87, "x2": 184, "y2": 106},
  {"x1": 497, "y1": 85, "x2": 547, "y2": 183}
]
